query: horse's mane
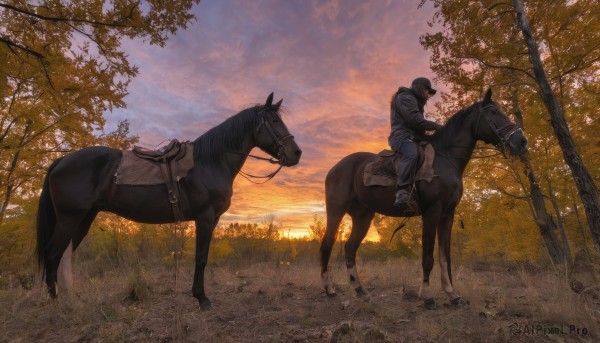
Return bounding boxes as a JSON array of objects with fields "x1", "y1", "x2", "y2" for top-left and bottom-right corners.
[
  {"x1": 193, "y1": 105, "x2": 265, "y2": 161},
  {"x1": 431, "y1": 102, "x2": 481, "y2": 151}
]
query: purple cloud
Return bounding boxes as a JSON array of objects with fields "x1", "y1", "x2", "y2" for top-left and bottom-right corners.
[{"x1": 105, "y1": 0, "x2": 442, "y2": 235}]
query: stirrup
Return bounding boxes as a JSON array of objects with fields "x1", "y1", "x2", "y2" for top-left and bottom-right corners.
[
  {"x1": 394, "y1": 191, "x2": 410, "y2": 207},
  {"x1": 395, "y1": 186, "x2": 420, "y2": 215}
]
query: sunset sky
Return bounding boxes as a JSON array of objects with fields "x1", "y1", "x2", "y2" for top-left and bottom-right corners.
[{"x1": 106, "y1": 0, "x2": 444, "y2": 238}]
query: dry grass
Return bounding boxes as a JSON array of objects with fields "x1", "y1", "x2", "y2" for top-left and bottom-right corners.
[{"x1": 1, "y1": 259, "x2": 599, "y2": 342}]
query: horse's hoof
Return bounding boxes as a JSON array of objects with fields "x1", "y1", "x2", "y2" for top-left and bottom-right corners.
[
  {"x1": 423, "y1": 298, "x2": 436, "y2": 310},
  {"x1": 49, "y1": 287, "x2": 58, "y2": 299},
  {"x1": 355, "y1": 287, "x2": 368, "y2": 297},
  {"x1": 451, "y1": 297, "x2": 468, "y2": 307},
  {"x1": 199, "y1": 299, "x2": 212, "y2": 311}
]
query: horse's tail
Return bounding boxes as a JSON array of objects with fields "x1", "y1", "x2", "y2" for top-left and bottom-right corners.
[{"x1": 36, "y1": 158, "x2": 62, "y2": 271}]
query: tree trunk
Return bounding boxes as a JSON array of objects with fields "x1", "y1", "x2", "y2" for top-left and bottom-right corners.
[
  {"x1": 570, "y1": 186, "x2": 592, "y2": 262},
  {"x1": 511, "y1": 89, "x2": 567, "y2": 265},
  {"x1": 0, "y1": 150, "x2": 18, "y2": 223},
  {"x1": 519, "y1": 154, "x2": 567, "y2": 265},
  {"x1": 513, "y1": 0, "x2": 600, "y2": 250},
  {"x1": 546, "y1": 176, "x2": 573, "y2": 266},
  {"x1": 0, "y1": 121, "x2": 31, "y2": 224}
]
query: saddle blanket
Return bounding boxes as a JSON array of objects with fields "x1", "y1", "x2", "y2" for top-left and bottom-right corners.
[
  {"x1": 115, "y1": 142, "x2": 195, "y2": 185},
  {"x1": 363, "y1": 143, "x2": 436, "y2": 187}
]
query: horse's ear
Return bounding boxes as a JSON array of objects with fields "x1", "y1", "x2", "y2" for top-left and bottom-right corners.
[
  {"x1": 274, "y1": 99, "x2": 283, "y2": 110},
  {"x1": 482, "y1": 88, "x2": 492, "y2": 105},
  {"x1": 265, "y1": 92, "x2": 274, "y2": 107}
]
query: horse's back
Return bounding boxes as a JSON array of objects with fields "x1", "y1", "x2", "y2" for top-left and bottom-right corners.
[
  {"x1": 54, "y1": 146, "x2": 121, "y2": 169},
  {"x1": 326, "y1": 152, "x2": 375, "y2": 182},
  {"x1": 327, "y1": 152, "x2": 375, "y2": 176},
  {"x1": 325, "y1": 152, "x2": 376, "y2": 205},
  {"x1": 49, "y1": 146, "x2": 122, "y2": 201}
]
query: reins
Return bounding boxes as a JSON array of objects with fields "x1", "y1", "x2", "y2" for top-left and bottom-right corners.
[
  {"x1": 239, "y1": 164, "x2": 283, "y2": 184},
  {"x1": 246, "y1": 153, "x2": 281, "y2": 164},
  {"x1": 471, "y1": 147, "x2": 504, "y2": 159},
  {"x1": 235, "y1": 152, "x2": 284, "y2": 184}
]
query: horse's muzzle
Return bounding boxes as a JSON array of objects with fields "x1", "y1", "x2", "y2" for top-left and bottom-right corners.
[
  {"x1": 280, "y1": 148, "x2": 301, "y2": 166},
  {"x1": 506, "y1": 129, "x2": 528, "y2": 156}
]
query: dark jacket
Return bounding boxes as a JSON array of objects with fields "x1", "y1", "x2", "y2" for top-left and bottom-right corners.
[{"x1": 388, "y1": 87, "x2": 440, "y2": 147}]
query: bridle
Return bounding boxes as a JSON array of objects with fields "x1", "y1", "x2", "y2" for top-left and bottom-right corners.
[
  {"x1": 475, "y1": 104, "x2": 523, "y2": 152},
  {"x1": 442, "y1": 104, "x2": 523, "y2": 166},
  {"x1": 254, "y1": 108, "x2": 295, "y2": 165},
  {"x1": 236, "y1": 108, "x2": 295, "y2": 184}
]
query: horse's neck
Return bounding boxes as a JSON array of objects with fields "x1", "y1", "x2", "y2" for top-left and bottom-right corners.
[
  {"x1": 438, "y1": 123, "x2": 478, "y2": 174},
  {"x1": 223, "y1": 133, "x2": 255, "y2": 177}
]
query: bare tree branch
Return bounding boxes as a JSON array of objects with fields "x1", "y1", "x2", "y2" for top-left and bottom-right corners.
[
  {"x1": 486, "y1": 2, "x2": 514, "y2": 12},
  {"x1": 0, "y1": 3, "x2": 129, "y2": 27},
  {"x1": 460, "y1": 55, "x2": 537, "y2": 81},
  {"x1": 0, "y1": 36, "x2": 44, "y2": 58}
]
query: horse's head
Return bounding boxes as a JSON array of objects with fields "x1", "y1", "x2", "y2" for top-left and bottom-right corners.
[
  {"x1": 475, "y1": 89, "x2": 528, "y2": 156},
  {"x1": 255, "y1": 93, "x2": 302, "y2": 166}
]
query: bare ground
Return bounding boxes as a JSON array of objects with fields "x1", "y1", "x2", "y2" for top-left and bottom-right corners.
[{"x1": 1, "y1": 260, "x2": 599, "y2": 342}]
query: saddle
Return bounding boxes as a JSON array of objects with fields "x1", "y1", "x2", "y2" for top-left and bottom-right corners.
[
  {"x1": 363, "y1": 142, "x2": 436, "y2": 187},
  {"x1": 115, "y1": 139, "x2": 195, "y2": 222},
  {"x1": 132, "y1": 139, "x2": 183, "y2": 161}
]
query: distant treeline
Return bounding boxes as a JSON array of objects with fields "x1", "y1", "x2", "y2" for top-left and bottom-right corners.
[{"x1": 2, "y1": 205, "x2": 598, "y2": 290}]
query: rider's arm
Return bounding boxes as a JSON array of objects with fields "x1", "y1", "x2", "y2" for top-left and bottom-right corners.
[{"x1": 396, "y1": 93, "x2": 442, "y2": 131}]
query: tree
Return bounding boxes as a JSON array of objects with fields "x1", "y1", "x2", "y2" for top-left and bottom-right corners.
[
  {"x1": 511, "y1": 0, "x2": 600, "y2": 250},
  {"x1": 308, "y1": 214, "x2": 326, "y2": 241},
  {"x1": 374, "y1": 214, "x2": 421, "y2": 258},
  {"x1": 0, "y1": 196, "x2": 37, "y2": 273},
  {"x1": 420, "y1": 0, "x2": 600, "y2": 252},
  {"x1": 98, "y1": 119, "x2": 139, "y2": 150},
  {"x1": 96, "y1": 213, "x2": 140, "y2": 264},
  {"x1": 512, "y1": 89, "x2": 570, "y2": 266},
  {"x1": 0, "y1": 1, "x2": 199, "y2": 222},
  {"x1": 261, "y1": 213, "x2": 281, "y2": 241}
]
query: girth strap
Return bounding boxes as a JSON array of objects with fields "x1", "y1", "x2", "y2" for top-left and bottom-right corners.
[
  {"x1": 157, "y1": 157, "x2": 185, "y2": 222},
  {"x1": 137, "y1": 139, "x2": 187, "y2": 222}
]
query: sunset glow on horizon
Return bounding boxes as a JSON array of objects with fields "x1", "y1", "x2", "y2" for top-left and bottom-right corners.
[{"x1": 107, "y1": 1, "x2": 442, "y2": 240}]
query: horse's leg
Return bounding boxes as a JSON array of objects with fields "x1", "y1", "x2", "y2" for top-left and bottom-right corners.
[
  {"x1": 437, "y1": 210, "x2": 465, "y2": 306},
  {"x1": 319, "y1": 207, "x2": 346, "y2": 297},
  {"x1": 192, "y1": 209, "x2": 218, "y2": 310},
  {"x1": 321, "y1": 165, "x2": 353, "y2": 297},
  {"x1": 57, "y1": 210, "x2": 98, "y2": 294},
  {"x1": 57, "y1": 241, "x2": 73, "y2": 294},
  {"x1": 57, "y1": 210, "x2": 98, "y2": 293},
  {"x1": 345, "y1": 208, "x2": 375, "y2": 297},
  {"x1": 419, "y1": 206, "x2": 440, "y2": 309},
  {"x1": 45, "y1": 212, "x2": 87, "y2": 298}
]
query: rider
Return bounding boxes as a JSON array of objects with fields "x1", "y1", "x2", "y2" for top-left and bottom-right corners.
[{"x1": 389, "y1": 77, "x2": 442, "y2": 207}]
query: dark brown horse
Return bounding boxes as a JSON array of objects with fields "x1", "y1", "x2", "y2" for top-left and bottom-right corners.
[
  {"x1": 319, "y1": 89, "x2": 527, "y2": 309},
  {"x1": 36, "y1": 93, "x2": 301, "y2": 310}
]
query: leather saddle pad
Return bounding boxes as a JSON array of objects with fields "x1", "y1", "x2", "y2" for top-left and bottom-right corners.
[
  {"x1": 363, "y1": 143, "x2": 436, "y2": 187},
  {"x1": 115, "y1": 142, "x2": 195, "y2": 185}
]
